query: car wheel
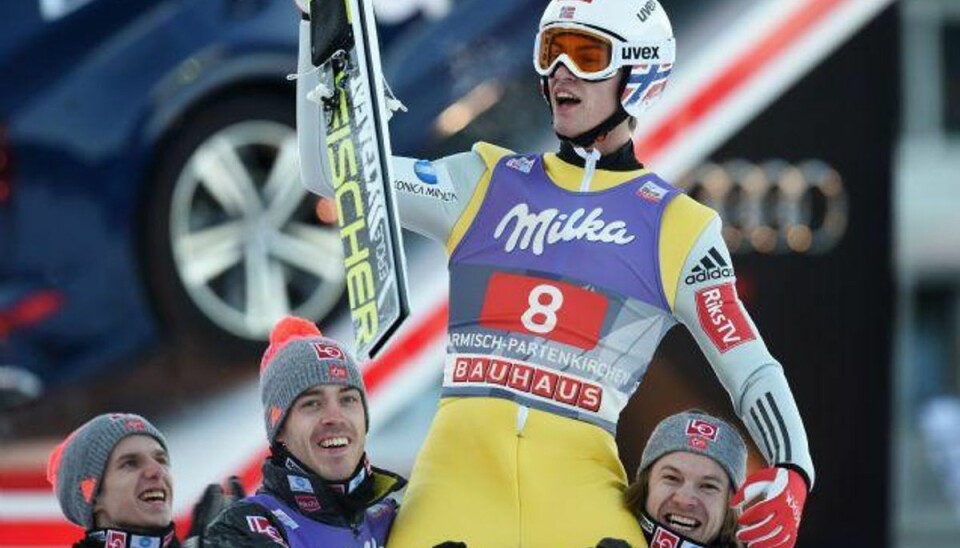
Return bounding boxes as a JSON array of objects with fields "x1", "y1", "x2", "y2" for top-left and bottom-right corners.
[{"x1": 145, "y1": 92, "x2": 344, "y2": 349}]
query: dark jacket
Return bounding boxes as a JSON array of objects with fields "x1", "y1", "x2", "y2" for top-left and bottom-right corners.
[
  {"x1": 203, "y1": 455, "x2": 405, "y2": 548},
  {"x1": 73, "y1": 525, "x2": 180, "y2": 548},
  {"x1": 637, "y1": 512, "x2": 738, "y2": 548}
]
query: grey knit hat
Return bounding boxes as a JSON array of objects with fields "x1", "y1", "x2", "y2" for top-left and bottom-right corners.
[
  {"x1": 260, "y1": 316, "x2": 368, "y2": 444},
  {"x1": 47, "y1": 413, "x2": 168, "y2": 528},
  {"x1": 639, "y1": 410, "x2": 747, "y2": 489}
]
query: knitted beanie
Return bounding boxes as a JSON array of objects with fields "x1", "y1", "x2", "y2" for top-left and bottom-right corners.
[
  {"x1": 639, "y1": 410, "x2": 748, "y2": 489},
  {"x1": 260, "y1": 316, "x2": 368, "y2": 444},
  {"x1": 47, "y1": 413, "x2": 168, "y2": 528}
]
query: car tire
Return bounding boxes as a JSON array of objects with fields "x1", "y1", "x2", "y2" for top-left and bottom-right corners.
[{"x1": 144, "y1": 91, "x2": 344, "y2": 356}]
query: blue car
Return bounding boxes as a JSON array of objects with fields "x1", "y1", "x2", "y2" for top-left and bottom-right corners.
[
  {"x1": 0, "y1": 0, "x2": 350, "y2": 402},
  {"x1": 0, "y1": 0, "x2": 555, "y2": 405}
]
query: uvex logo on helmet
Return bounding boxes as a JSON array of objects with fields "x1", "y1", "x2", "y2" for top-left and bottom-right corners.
[
  {"x1": 621, "y1": 45, "x2": 660, "y2": 61},
  {"x1": 636, "y1": 0, "x2": 659, "y2": 23}
]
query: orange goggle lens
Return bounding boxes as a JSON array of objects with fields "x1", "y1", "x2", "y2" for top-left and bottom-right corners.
[{"x1": 537, "y1": 28, "x2": 614, "y2": 76}]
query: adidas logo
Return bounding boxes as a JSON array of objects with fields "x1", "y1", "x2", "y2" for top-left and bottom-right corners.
[{"x1": 685, "y1": 247, "x2": 734, "y2": 285}]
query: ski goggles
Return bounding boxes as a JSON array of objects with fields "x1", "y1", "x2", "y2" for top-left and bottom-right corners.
[{"x1": 534, "y1": 25, "x2": 676, "y2": 81}]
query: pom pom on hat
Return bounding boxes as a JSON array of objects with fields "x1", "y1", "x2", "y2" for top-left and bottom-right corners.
[
  {"x1": 260, "y1": 316, "x2": 324, "y2": 373},
  {"x1": 259, "y1": 316, "x2": 368, "y2": 443}
]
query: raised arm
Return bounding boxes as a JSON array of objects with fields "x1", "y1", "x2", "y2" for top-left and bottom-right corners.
[
  {"x1": 661, "y1": 195, "x2": 813, "y2": 547},
  {"x1": 294, "y1": 16, "x2": 494, "y2": 246}
]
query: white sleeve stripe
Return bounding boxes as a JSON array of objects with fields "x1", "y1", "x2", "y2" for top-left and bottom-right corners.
[
  {"x1": 750, "y1": 407, "x2": 775, "y2": 461},
  {"x1": 765, "y1": 392, "x2": 792, "y2": 462}
]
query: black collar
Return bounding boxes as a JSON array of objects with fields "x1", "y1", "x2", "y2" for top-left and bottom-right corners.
[
  {"x1": 557, "y1": 140, "x2": 643, "y2": 171},
  {"x1": 259, "y1": 447, "x2": 405, "y2": 524},
  {"x1": 78, "y1": 524, "x2": 178, "y2": 548},
  {"x1": 638, "y1": 511, "x2": 725, "y2": 548}
]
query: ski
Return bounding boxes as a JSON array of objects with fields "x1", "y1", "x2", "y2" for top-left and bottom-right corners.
[{"x1": 298, "y1": 0, "x2": 410, "y2": 359}]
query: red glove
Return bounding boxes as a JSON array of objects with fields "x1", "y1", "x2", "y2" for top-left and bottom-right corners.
[{"x1": 730, "y1": 466, "x2": 808, "y2": 548}]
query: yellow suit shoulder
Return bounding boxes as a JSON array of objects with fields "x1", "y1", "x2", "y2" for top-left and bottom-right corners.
[
  {"x1": 471, "y1": 141, "x2": 515, "y2": 170},
  {"x1": 446, "y1": 142, "x2": 515, "y2": 254},
  {"x1": 659, "y1": 194, "x2": 719, "y2": 310}
]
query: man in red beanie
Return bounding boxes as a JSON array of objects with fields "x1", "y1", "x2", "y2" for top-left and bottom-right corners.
[{"x1": 203, "y1": 316, "x2": 405, "y2": 547}]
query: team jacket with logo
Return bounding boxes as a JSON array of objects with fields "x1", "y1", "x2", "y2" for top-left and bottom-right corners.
[
  {"x1": 307, "y1": 140, "x2": 814, "y2": 485},
  {"x1": 203, "y1": 457, "x2": 404, "y2": 548}
]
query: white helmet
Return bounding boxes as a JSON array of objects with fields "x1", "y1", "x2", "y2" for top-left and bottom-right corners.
[{"x1": 534, "y1": 0, "x2": 675, "y2": 141}]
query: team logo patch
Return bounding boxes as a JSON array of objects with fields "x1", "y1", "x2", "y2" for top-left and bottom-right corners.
[
  {"x1": 651, "y1": 527, "x2": 680, "y2": 548},
  {"x1": 695, "y1": 282, "x2": 756, "y2": 353},
  {"x1": 131, "y1": 534, "x2": 160, "y2": 548},
  {"x1": 689, "y1": 436, "x2": 709, "y2": 451},
  {"x1": 328, "y1": 364, "x2": 348, "y2": 379},
  {"x1": 505, "y1": 156, "x2": 535, "y2": 174},
  {"x1": 685, "y1": 247, "x2": 734, "y2": 285},
  {"x1": 108, "y1": 413, "x2": 145, "y2": 431},
  {"x1": 284, "y1": 457, "x2": 306, "y2": 474},
  {"x1": 313, "y1": 342, "x2": 345, "y2": 360},
  {"x1": 106, "y1": 531, "x2": 127, "y2": 548},
  {"x1": 686, "y1": 418, "x2": 720, "y2": 441},
  {"x1": 636, "y1": 0, "x2": 659, "y2": 23},
  {"x1": 271, "y1": 508, "x2": 300, "y2": 530},
  {"x1": 637, "y1": 181, "x2": 667, "y2": 203},
  {"x1": 246, "y1": 516, "x2": 287, "y2": 546},
  {"x1": 287, "y1": 475, "x2": 314, "y2": 494},
  {"x1": 295, "y1": 494, "x2": 322, "y2": 513}
]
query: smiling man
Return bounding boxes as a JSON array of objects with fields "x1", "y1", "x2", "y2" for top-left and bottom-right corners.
[
  {"x1": 48, "y1": 413, "x2": 179, "y2": 548},
  {"x1": 203, "y1": 316, "x2": 405, "y2": 547},
  {"x1": 625, "y1": 411, "x2": 748, "y2": 548}
]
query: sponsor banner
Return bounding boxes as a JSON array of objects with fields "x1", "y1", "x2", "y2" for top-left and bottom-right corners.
[
  {"x1": 394, "y1": 179, "x2": 456, "y2": 202},
  {"x1": 494, "y1": 203, "x2": 636, "y2": 255},
  {"x1": 448, "y1": 354, "x2": 603, "y2": 412},
  {"x1": 392, "y1": 158, "x2": 457, "y2": 203},
  {"x1": 695, "y1": 282, "x2": 756, "y2": 353}
]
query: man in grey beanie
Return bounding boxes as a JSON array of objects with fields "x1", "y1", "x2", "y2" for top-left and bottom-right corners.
[
  {"x1": 204, "y1": 316, "x2": 406, "y2": 547},
  {"x1": 47, "y1": 412, "x2": 180, "y2": 547},
  {"x1": 623, "y1": 410, "x2": 749, "y2": 548}
]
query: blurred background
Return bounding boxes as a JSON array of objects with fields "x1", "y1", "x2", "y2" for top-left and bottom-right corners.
[{"x1": 0, "y1": 0, "x2": 955, "y2": 546}]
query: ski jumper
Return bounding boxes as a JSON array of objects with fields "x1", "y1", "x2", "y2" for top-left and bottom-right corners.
[{"x1": 308, "y1": 142, "x2": 816, "y2": 548}]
